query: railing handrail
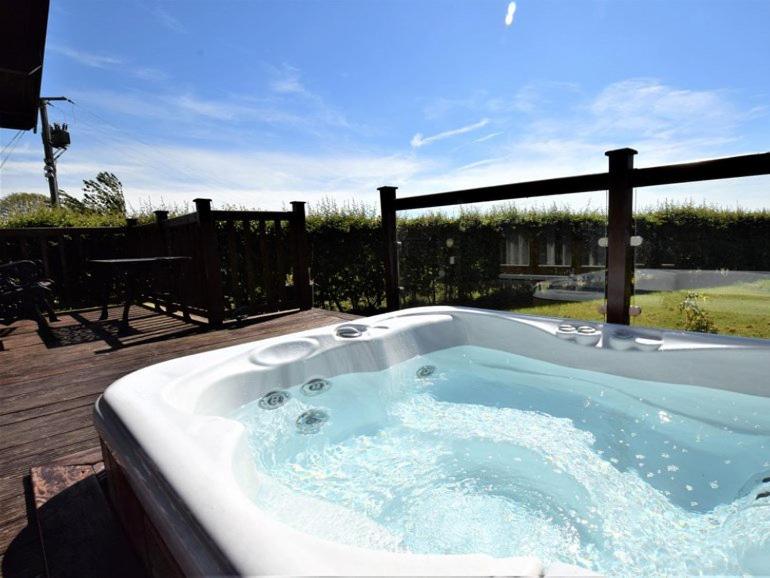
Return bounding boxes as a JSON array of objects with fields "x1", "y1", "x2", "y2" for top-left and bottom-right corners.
[
  {"x1": 391, "y1": 151, "x2": 770, "y2": 212},
  {"x1": 154, "y1": 212, "x2": 199, "y2": 227},
  {"x1": 394, "y1": 172, "x2": 609, "y2": 211},
  {"x1": 210, "y1": 209, "x2": 294, "y2": 222},
  {"x1": 632, "y1": 151, "x2": 770, "y2": 187}
]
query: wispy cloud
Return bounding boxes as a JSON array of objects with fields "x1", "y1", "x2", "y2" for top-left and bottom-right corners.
[
  {"x1": 473, "y1": 131, "x2": 503, "y2": 143},
  {"x1": 131, "y1": 67, "x2": 168, "y2": 82},
  {"x1": 454, "y1": 158, "x2": 501, "y2": 172},
  {"x1": 49, "y1": 45, "x2": 122, "y2": 68},
  {"x1": 505, "y1": 2, "x2": 517, "y2": 26},
  {"x1": 486, "y1": 81, "x2": 581, "y2": 115},
  {"x1": 0, "y1": 138, "x2": 431, "y2": 206},
  {"x1": 50, "y1": 43, "x2": 167, "y2": 82},
  {"x1": 419, "y1": 78, "x2": 754, "y2": 159},
  {"x1": 148, "y1": 4, "x2": 187, "y2": 33},
  {"x1": 67, "y1": 88, "x2": 347, "y2": 138},
  {"x1": 587, "y1": 78, "x2": 741, "y2": 141},
  {"x1": 405, "y1": 79, "x2": 767, "y2": 206},
  {"x1": 421, "y1": 91, "x2": 490, "y2": 121},
  {"x1": 411, "y1": 118, "x2": 490, "y2": 148},
  {"x1": 269, "y1": 65, "x2": 306, "y2": 95},
  {"x1": 71, "y1": 89, "x2": 297, "y2": 125},
  {"x1": 6, "y1": 78, "x2": 767, "y2": 210},
  {"x1": 264, "y1": 64, "x2": 351, "y2": 129},
  {"x1": 175, "y1": 95, "x2": 235, "y2": 120},
  {"x1": 422, "y1": 82, "x2": 580, "y2": 122}
]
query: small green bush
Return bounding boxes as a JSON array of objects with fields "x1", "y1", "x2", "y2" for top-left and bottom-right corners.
[
  {"x1": 678, "y1": 291, "x2": 717, "y2": 333},
  {"x1": 0, "y1": 192, "x2": 49, "y2": 219}
]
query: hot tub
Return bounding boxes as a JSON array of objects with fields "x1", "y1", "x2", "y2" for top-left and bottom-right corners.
[{"x1": 94, "y1": 306, "x2": 770, "y2": 577}]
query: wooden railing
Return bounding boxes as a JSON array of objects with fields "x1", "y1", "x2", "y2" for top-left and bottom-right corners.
[
  {"x1": 380, "y1": 149, "x2": 770, "y2": 324},
  {"x1": 0, "y1": 199, "x2": 312, "y2": 326},
  {"x1": 0, "y1": 226, "x2": 129, "y2": 308},
  {"x1": 209, "y1": 201, "x2": 311, "y2": 323}
]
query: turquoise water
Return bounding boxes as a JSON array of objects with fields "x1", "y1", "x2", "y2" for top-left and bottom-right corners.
[{"x1": 230, "y1": 346, "x2": 770, "y2": 576}]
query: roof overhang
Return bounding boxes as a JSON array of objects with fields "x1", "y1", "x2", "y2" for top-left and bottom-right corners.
[{"x1": 0, "y1": 0, "x2": 51, "y2": 131}]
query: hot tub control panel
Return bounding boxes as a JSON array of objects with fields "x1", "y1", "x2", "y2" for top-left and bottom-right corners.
[{"x1": 555, "y1": 322, "x2": 664, "y2": 351}]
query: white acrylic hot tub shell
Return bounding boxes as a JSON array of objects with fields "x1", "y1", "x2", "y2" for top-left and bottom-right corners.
[{"x1": 94, "y1": 306, "x2": 770, "y2": 577}]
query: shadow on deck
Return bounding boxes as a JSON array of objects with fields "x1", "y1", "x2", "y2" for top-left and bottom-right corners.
[{"x1": 0, "y1": 305, "x2": 359, "y2": 577}]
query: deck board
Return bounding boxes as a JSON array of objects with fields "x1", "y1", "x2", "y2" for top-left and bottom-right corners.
[{"x1": 0, "y1": 305, "x2": 358, "y2": 577}]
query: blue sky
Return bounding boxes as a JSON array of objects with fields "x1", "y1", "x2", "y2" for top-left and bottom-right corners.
[{"x1": 1, "y1": 0, "x2": 769, "y2": 210}]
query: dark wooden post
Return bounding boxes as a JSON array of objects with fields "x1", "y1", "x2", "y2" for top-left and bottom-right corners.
[
  {"x1": 152, "y1": 210, "x2": 171, "y2": 310},
  {"x1": 125, "y1": 218, "x2": 138, "y2": 258},
  {"x1": 605, "y1": 148, "x2": 637, "y2": 325},
  {"x1": 379, "y1": 186, "x2": 399, "y2": 311},
  {"x1": 194, "y1": 198, "x2": 225, "y2": 326},
  {"x1": 291, "y1": 201, "x2": 312, "y2": 310},
  {"x1": 154, "y1": 210, "x2": 169, "y2": 256}
]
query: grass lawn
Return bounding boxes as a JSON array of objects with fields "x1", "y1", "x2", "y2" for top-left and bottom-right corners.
[{"x1": 510, "y1": 280, "x2": 770, "y2": 340}]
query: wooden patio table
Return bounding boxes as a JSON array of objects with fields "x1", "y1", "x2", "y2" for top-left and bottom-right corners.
[{"x1": 89, "y1": 257, "x2": 192, "y2": 333}]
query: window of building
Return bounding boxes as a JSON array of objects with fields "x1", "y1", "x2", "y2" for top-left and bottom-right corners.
[
  {"x1": 504, "y1": 232, "x2": 530, "y2": 265},
  {"x1": 582, "y1": 238, "x2": 607, "y2": 267},
  {"x1": 538, "y1": 231, "x2": 571, "y2": 266}
]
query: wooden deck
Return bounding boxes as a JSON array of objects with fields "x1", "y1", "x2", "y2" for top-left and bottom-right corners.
[{"x1": 0, "y1": 305, "x2": 359, "y2": 577}]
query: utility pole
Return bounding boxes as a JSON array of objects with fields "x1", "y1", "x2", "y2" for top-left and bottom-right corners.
[{"x1": 39, "y1": 97, "x2": 70, "y2": 206}]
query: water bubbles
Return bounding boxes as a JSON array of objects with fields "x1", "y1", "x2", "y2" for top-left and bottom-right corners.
[
  {"x1": 258, "y1": 390, "x2": 290, "y2": 410},
  {"x1": 613, "y1": 550, "x2": 632, "y2": 564},
  {"x1": 232, "y1": 344, "x2": 770, "y2": 576},
  {"x1": 296, "y1": 409, "x2": 329, "y2": 435},
  {"x1": 416, "y1": 365, "x2": 436, "y2": 379},
  {"x1": 301, "y1": 378, "x2": 332, "y2": 397}
]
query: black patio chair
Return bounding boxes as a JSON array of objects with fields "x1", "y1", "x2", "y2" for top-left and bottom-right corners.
[{"x1": 0, "y1": 260, "x2": 58, "y2": 350}]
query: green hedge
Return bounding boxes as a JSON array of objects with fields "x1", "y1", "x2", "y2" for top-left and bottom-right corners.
[
  {"x1": 0, "y1": 205, "x2": 131, "y2": 228},
  {"x1": 306, "y1": 204, "x2": 770, "y2": 313},
  {"x1": 635, "y1": 204, "x2": 770, "y2": 269},
  {"x1": 307, "y1": 209, "x2": 385, "y2": 313},
  {"x1": 3, "y1": 202, "x2": 769, "y2": 314}
]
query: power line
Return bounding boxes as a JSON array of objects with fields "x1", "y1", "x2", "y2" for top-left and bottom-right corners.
[
  {"x1": 55, "y1": 100, "x2": 239, "y2": 196},
  {"x1": 1, "y1": 129, "x2": 24, "y2": 158},
  {"x1": 0, "y1": 130, "x2": 26, "y2": 171}
]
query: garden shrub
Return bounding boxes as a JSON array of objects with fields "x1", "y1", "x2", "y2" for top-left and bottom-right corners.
[{"x1": 678, "y1": 291, "x2": 718, "y2": 333}]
